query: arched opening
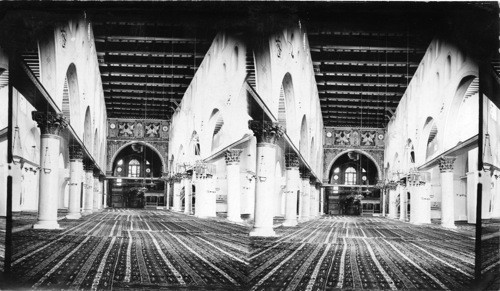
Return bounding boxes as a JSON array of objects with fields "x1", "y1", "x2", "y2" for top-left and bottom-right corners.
[
  {"x1": 210, "y1": 109, "x2": 224, "y2": 151},
  {"x1": 93, "y1": 129, "x2": 99, "y2": 163},
  {"x1": 299, "y1": 115, "x2": 308, "y2": 158},
  {"x1": 327, "y1": 151, "x2": 380, "y2": 216},
  {"x1": 83, "y1": 107, "x2": 92, "y2": 150},
  {"x1": 279, "y1": 73, "x2": 296, "y2": 138},
  {"x1": 310, "y1": 137, "x2": 315, "y2": 168},
  {"x1": 110, "y1": 143, "x2": 165, "y2": 208},
  {"x1": 63, "y1": 63, "x2": 81, "y2": 126},
  {"x1": 444, "y1": 75, "x2": 478, "y2": 148},
  {"x1": 191, "y1": 131, "x2": 200, "y2": 156},
  {"x1": 424, "y1": 118, "x2": 438, "y2": 160}
]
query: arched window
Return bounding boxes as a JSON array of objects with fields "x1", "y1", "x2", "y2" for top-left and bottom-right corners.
[
  {"x1": 128, "y1": 159, "x2": 141, "y2": 177},
  {"x1": 345, "y1": 167, "x2": 357, "y2": 185}
]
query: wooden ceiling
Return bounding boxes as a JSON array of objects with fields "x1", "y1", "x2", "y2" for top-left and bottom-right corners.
[
  {"x1": 93, "y1": 21, "x2": 215, "y2": 120},
  {"x1": 1, "y1": 2, "x2": 494, "y2": 128}
]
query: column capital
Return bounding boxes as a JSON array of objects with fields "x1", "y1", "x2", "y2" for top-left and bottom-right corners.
[
  {"x1": 285, "y1": 153, "x2": 300, "y2": 169},
  {"x1": 248, "y1": 120, "x2": 284, "y2": 144},
  {"x1": 439, "y1": 157, "x2": 456, "y2": 173},
  {"x1": 83, "y1": 159, "x2": 94, "y2": 172},
  {"x1": 69, "y1": 144, "x2": 84, "y2": 160},
  {"x1": 32, "y1": 111, "x2": 68, "y2": 135},
  {"x1": 182, "y1": 172, "x2": 192, "y2": 179},
  {"x1": 225, "y1": 149, "x2": 243, "y2": 165},
  {"x1": 172, "y1": 173, "x2": 183, "y2": 183},
  {"x1": 300, "y1": 172, "x2": 311, "y2": 180}
]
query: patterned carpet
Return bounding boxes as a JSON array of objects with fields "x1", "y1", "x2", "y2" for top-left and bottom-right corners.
[
  {"x1": 249, "y1": 216, "x2": 476, "y2": 291},
  {"x1": 7, "y1": 209, "x2": 249, "y2": 290},
  {"x1": 3, "y1": 212, "x2": 492, "y2": 290}
]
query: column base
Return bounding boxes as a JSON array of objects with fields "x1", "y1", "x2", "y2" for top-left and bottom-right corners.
[
  {"x1": 33, "y1": 221, "x2": 61, "y2": 230},
  {"x1": 66, "y1": 213, "x2": 82, "y2": 220},
  {"x1": 282, "y1": 219, "x2": 298, "y2": 227},
  {"x1": 441, "y1": 223, "x2": 457, "y2": 229},
  {"x1": 82, "y1": 210, "x2": 93, "y2": 215},
  {"x1": 249, "y1": 227, "x2": 276, "y2": 237},
  {"x1": 227, "y1": 215, "x2": 242, "y2": 223}
]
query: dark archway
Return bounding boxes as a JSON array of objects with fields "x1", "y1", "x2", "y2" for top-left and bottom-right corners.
[{"x1": 110, "y1": 143, "x2": 165, "y2": 208}]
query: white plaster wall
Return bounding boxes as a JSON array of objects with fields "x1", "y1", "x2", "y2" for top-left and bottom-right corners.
[
  {"x1": 385, "y1": 38, "x2": 478, "y2": 176},
  {"x1": 169, "y1": 26, "x2": 323, "y2": 216},
  {"x1": 39, "y1": 15, "x2": 107, "y2": 169}
]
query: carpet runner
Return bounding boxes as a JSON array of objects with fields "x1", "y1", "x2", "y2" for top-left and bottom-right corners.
[
  {"x1": 249, "y1": 216, "x2": 476, "y2": 291},
  {"x1": 8, "y1": 209, "x2": 250, "y2": 290}
]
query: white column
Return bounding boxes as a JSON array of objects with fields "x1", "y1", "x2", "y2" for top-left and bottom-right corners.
[
  {"x1": 67, "y1": 146, "x2": 83, "y2": 219},
  {"x1": 388, "y1": 186, "x2": 398, "y2": 219},
  {"x1": 309, "y1": 180, "x2": 317, "y2": 218},
  {"x1": 226, "y1": 149, "x2": 243, "y2": 222},
  {"x1": 320, "y1": 187, "x2": 325, "y2": 215},
  {"x1": 172, "y1": 179, "x2": 181, "y2": 211},
  {"x1": 194, "y1": 176, "x2": 205, "y2": 217},
  {"x1": 381, "y1": 189, "x2": 387, "y2": 216},
  {"x1": 283, "y1": 153, "x2": 299, "y2": 227},
  {"x1": 482, "y1": 167, "x2": 492, "y2": 219},
  {"x1": 249, "y1": 121, "x2": 283, "y2": 237},
  {"x1": 83, "y1": 161, "x2": 94, "y2": 214},
  {"x1": 439, "y1": 157, "x2": 456, "y2": 228},
  {"x1": 206, "y1": 175, "x2": 217, "y2": 217},
  {"x1": 399, "y1": 184, "x2": 407, "y2": 221},
  {"x1": 165, "y1": 177, "x2": 170, "y2": 209},
  {"x1": 409, "y1": 181, "x2": 419, "y2": 224},
  {"x1": 300, "y1": 173, "x2": 311, "y2": 221},
  {"x1": 98, "y1": 179, "x2": 104, "y2": 210},
  {"x1": 32, "y1": 112, "x2": 67, "y2": 229},
  {"x1": 93, "y1": 173, "x2": 100, "y2": 211},
  {"x1": 183, "y1": 174, "x2": 192, "y2": 214}
]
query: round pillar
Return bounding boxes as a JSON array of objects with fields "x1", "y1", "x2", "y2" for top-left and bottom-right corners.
[
  {"x1": 67, "y1": 145, "x2": 83, "y2": 219},
  {"x1": 83, "y1": 160, "x2": 94, "y2": 215},
  {"x1": 388, "y1": 185, "x2": 398, "y2": 219},
  {"x1": 172, "y1": 177, "x2": 182, "y2": 211},
  {"x1": 283, "y1": 153, "x2": 299, "y2": 227},
  {"x1": 183, "y1": 173, "x2": 193, "y2": 214},
  {"x1": 93, "y1": 170, "x2": 100, "y2": 211},
  {"x1": 300, "y1": 172, "x2": 311, "y2": 221},
  {"x1": 226, "y1": 149, "x2": 243, "y2": 222},
  {"x1": 382, "y1": 189, "x2": 387, "y2": 216},
  {"x1": 248, "y1": 120, "x2": 283, "y2": 237},
  {"x1": 32, "y1": 112, "x2": 67, "y2": 229},
  {"x1": 309, "y1": 178, "x2": 318, "y2": 218},
  {"x1": 399, "y1": 184, "x2": 407, "y2": 221},
  {"x1": 439, "y1": 157, "x2": 456, "y2": 228},
  {"x1": 206, "y1": 175, "x2": 216, "y2": 217}
]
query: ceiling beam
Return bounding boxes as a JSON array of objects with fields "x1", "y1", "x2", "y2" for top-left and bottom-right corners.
[
  {"x1": 309, "y1": 45, "x2": 425, "y2": 53},
  {"x1": 103, "y1": 88, "x2": 184, "y2": 96},
  {"x1": 321, "y1": 104, "x2": 397, "y2": 110},
  {"x1": 314, "y1": 71, "x2": 412, "y2": 79},
  {"x1": 314, "y1": 60, "x2": 419, "y2": 67},
  {"x1": 319, "y1": 97, "x2": 398, "y2": 103},
  {"x1": 104, "y1": 95, "x2": 179, "y2": 102},
  {"x1": 317, "y1": 90, "x2": 400, "y2": 96},
  {"x1": 317, "y1": 81, "x2": 407, "y2": 88},
  {"x1": 99, "y1": 62, "x2": 198, "y2": 70},
  {"x1": 102, "y1": 81, "x2": 189, "y2": 88},
  {"x1": 95, "y1": 36, "x2": 207, "y2": 43},
  {"x1": 101, "y1": 72, "x2": 193, "y2": 79},
  {"x1": 97, "y1": 51, "x2": 205, "y2": 58}
]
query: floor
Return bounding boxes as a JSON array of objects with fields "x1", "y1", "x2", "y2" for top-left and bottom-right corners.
[
  {"x1": 7, "y1": 209, "x2": 249, "y2": 290},
  {"x1": 1, "y1": 210, "x2": 490, "y2": 290}
]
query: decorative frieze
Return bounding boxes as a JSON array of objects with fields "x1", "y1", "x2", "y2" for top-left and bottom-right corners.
[
  {"x1": 439, "y1": 157, "x2": 456, "y2": 173},
  {"x1": 248, "y1": 120, "x2": 284, "y2": 144},
  {"x1": 108, "y1": 118, "x2": 169, "y2": 139},
  {"x1": 69, "y1": 145, "x2": 84, "y2": 160},
  {"x1": 285, "y1": 153, "x2": 300, "y2": 169},
  {"x1": 32, "y1": 112, "x2": 68, "y2": 135},
  {"x1": 225, "y1": 149, "x2": 243, "y2": 165},
  {"x1": 324, "y1": 127, "x2": 385, "y2": 148}
]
